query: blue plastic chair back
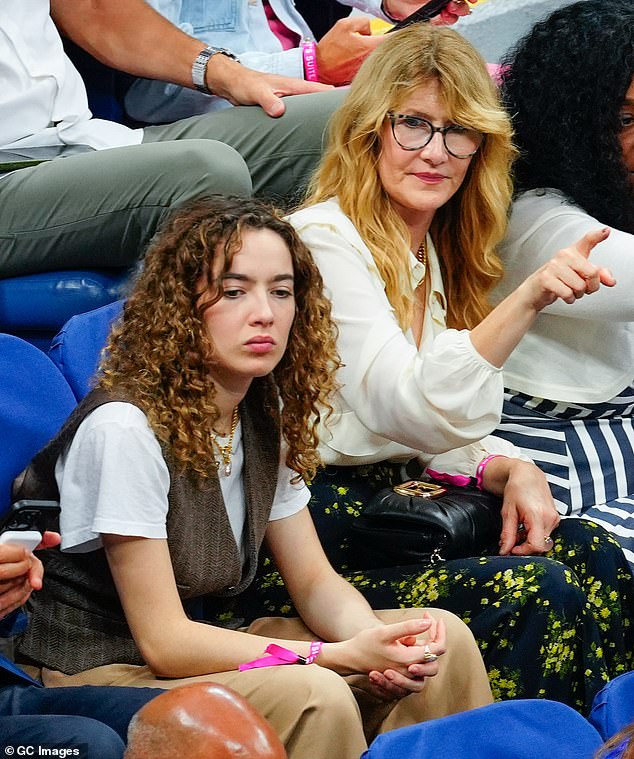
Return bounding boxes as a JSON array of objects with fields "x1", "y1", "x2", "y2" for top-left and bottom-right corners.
[
  {"x1": 363, "y1": 700, "x2": 603, "y2": 759},
  {"x1": 49, "y1": 300, "x2": 123, "y2": 402},
  {"x1": 590, "y1": 672, "x2": 634, "y2": 741},
  {"x1": 0, "y1": 334, "x2": 76, "y2": 514}
]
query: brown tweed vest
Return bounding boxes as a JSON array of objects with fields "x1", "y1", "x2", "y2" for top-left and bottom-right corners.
[{"x1": 14, "y1": 379, "x2": 280, "y2": 675}]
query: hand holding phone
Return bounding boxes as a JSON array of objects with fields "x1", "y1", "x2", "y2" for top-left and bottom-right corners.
[
  {"x1": 388, "y1": 0, "x2": 453, "y2": 30},
  {"x1": 388, "y1": 0, "x2": 476, "y2": 31}
]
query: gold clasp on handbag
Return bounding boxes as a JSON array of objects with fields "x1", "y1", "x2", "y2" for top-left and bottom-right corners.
[{"x1": 392, "y1": 480, "x2": 447, "y2": 499}]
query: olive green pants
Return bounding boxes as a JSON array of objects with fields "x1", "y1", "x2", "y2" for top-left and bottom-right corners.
[{"x1": 0, "y1": 90, "x2": 344, "y2": 278}]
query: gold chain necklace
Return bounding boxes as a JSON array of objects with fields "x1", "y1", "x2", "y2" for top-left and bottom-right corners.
[
  {"x1": 415, "y1": 238, "x2": 428, "y2": 269},
  {"x1": 211, "y1": 406, "x2": 239, "y2": 477}
]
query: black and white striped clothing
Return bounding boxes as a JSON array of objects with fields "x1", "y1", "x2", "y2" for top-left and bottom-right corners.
[{"x1": 498, "y1": 384, "x2": 634, "y2": 569}]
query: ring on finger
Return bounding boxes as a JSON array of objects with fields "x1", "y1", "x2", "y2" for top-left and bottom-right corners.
[
  {"x1": 544, "y1": 535, "x2": 554, "y2": 547},
  {"x1": 422, "y1": 643, "x2": 438, "y2": 663}
]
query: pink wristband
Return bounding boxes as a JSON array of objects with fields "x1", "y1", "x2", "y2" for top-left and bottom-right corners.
[
  {"x1": 302, "y1": 39, "x2": 319, "y2": 82},
  {"x1": 239, "y1": 641, "x2": 322, "y2": 671},
  {"x1": 475, "y1": 454, "x2": 507, "y2": 491}
]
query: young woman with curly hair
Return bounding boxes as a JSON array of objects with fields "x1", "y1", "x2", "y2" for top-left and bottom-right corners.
[
  {"x1": 494, "y1": 0, "x2": 634, "y2": 569},
  {"x1": 12, "y1": 196, "x2": 493, "y2": 759},
  {"x1": 240, "y1": 24, "x2": 634, "y2": 713}
]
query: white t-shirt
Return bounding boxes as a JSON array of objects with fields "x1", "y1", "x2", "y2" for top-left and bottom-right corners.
[
  {"x1": 55, "y1": 402, "x2": 309, "y2": 555},
  {"x1": 0, "y1": 0, "x2": 142, "y2": 150}
]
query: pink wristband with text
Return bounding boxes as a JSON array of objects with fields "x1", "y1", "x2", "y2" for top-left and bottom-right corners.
[
  {"x1": 302, "y1": 39, "x2": 319, "y2": 82},
  {"x1": 475, "y1": 454, "x2": 507, "y2": 491},
  {"x1": 239, "y1": 641, "x2": 322, "y2": 671}
]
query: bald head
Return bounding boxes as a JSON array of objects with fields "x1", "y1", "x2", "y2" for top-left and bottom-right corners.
[{"x1": 125, "y1": 683, "x2": 287, "y2": 759}]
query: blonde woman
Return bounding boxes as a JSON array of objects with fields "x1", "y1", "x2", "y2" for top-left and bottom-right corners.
[{"x1": 242, "y1": 25, "x2": 634, "y2": 713}]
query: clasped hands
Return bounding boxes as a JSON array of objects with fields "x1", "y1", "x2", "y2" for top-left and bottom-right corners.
[{"x1": 324, "y1": 612, "x2": 446, "y2": 702}]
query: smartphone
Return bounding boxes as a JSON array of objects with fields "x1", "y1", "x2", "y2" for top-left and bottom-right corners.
[
  {"x1": 0, "y1": 500, "x2": 61, "y2": 551},
  {"x1": 388, "y1": 0, "x2": 453, "y2": 30}
]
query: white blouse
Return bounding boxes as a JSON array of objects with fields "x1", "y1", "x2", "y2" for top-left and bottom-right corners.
[
  {"x1": 0, "y1": 0, "x2": 141, "y2": 150},
  {"x1": 494, "y1": 190, "x2": 634, "y2": 403},
  {"x1": 290, "y1": 198, "x2": 523, "y2": 477}
]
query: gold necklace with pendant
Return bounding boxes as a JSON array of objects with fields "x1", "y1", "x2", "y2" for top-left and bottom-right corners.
[{"x1": 211, "y1": 406, "x2": 239, "y2": 477}]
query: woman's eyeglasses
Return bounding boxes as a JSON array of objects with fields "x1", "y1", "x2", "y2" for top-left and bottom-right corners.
[{"x1": 387, "y1": 113, "x2": 484, "y2": 159}]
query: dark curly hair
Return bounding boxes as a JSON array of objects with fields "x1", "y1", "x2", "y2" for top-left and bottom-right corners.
[
  {"x1": 500, "y1": 0, "x2": 634, "y2": 232},
  {"x1": 98, "y1": 196, "x2": 340, "y2": 482}
]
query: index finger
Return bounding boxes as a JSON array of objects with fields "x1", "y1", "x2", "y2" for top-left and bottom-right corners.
[
  {"x1": 512, "y1": 519, "x2": 549, "y2": 556},
  {"x1": 575, "y1": 227, "x2": 610, "y2": 259},
  {"x1": 36, "y1": 531, "x2": 61, "y2": 551},
  {"x1": 499, "y1": 508, "x2": 520, "y2": 556},
  {"x1": 430, "y1": 618, "x2": 446, "y2": 648},
  {"x1": 381, "y1": 618, "x2": 432, "y2": 642}
]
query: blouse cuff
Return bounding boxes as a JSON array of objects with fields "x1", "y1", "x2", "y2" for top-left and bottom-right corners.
[{"x1": 423, "y1": 434, "x2": 528, "y2": 480}]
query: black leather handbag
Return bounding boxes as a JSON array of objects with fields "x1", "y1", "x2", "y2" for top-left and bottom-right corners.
[{"x1": 350, "y1": 480, "x2": 503, "y2": 565}]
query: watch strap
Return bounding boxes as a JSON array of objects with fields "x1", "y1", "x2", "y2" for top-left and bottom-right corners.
[{"x1": 192, "y1": 46, "x2": 238, "y2": 95}]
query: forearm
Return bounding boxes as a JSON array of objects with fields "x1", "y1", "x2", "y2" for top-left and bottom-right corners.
[
  {"x1": 291, "y1": 567, "x2": 384, "y2": 643},
  {"x1": 52, "y1": 0, "x2": 208, "y2": 87},
  {"x1": 137, "y1": 616, "x2": 332, "y2": 678},
  {"x1": 470, "y1": 285, "x2": 539, "y2": 368}
]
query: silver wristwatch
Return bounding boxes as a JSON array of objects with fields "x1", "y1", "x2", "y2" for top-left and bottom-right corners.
[{"x1": 192, "y1": 46, "x2": 238, "y2": 95}]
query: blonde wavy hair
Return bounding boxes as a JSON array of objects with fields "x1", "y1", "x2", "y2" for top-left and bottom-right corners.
[
  {"x1": 98, "y1": 196, "x2": 340, "y2": 482},
  {"x1": 305, "y1": 23, "x2": 515, "y2": 329}
]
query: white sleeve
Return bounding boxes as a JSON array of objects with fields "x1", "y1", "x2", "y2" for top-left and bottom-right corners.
[
  {"x1": 55, "y1": 403, "x2": 170, "y2": 553},
  {"x1": 295, "y1": 219, "x2": 505, "y2": 455},
  {"x1": 424, "y1": 435, "x2": 531, "y2": 479},
  {"x1": 269, "y1": 441, "x2": 311, "y2": 521},
  {"x1": 499, "y1": 192, "x2": 634, "y2": 321}
]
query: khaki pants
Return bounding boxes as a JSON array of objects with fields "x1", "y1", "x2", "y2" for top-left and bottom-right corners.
[{"x1": 37, "y1": 608, "x2": 492, "y2": 759}]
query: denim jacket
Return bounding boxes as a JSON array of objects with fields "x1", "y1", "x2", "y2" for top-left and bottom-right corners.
[{"x1": 125, "y1": 0, "x2": 385, "y2": 123}]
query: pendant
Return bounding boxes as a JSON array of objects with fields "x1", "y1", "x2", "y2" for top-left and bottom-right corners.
[{"x1": 223, "y1": 460, "x2": 232, "y2": 477}]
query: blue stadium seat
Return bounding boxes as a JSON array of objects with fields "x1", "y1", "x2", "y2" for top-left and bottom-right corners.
[
  {"x1": 590, "y1": 671, "x2": 634, "y2": 741},
  {"x1": 48, "y1": 300, "x2": 123, "y2": 401},
  {"x1": 363, "y1": 700, "x2": 603, "y2": 759},
  {"x1": 0, "y1": 334, "x2": 75, "y2": 516},
  {"x1": 0, "y1": 270, "x2": 127, "y2": 351}
]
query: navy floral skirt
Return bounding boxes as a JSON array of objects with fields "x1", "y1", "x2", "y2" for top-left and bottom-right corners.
[{"x1": 234, "y1": 464, "x2": 634, "y2": 714}]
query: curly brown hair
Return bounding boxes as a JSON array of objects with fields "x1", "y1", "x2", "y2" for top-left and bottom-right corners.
[{"x1": 98, "y1": 196, "x2": 340, "y2": 482}]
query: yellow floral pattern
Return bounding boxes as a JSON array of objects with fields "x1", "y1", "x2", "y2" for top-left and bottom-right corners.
[{"x1": 232, "y1": 465, "x2": 634, "y2": 714}]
